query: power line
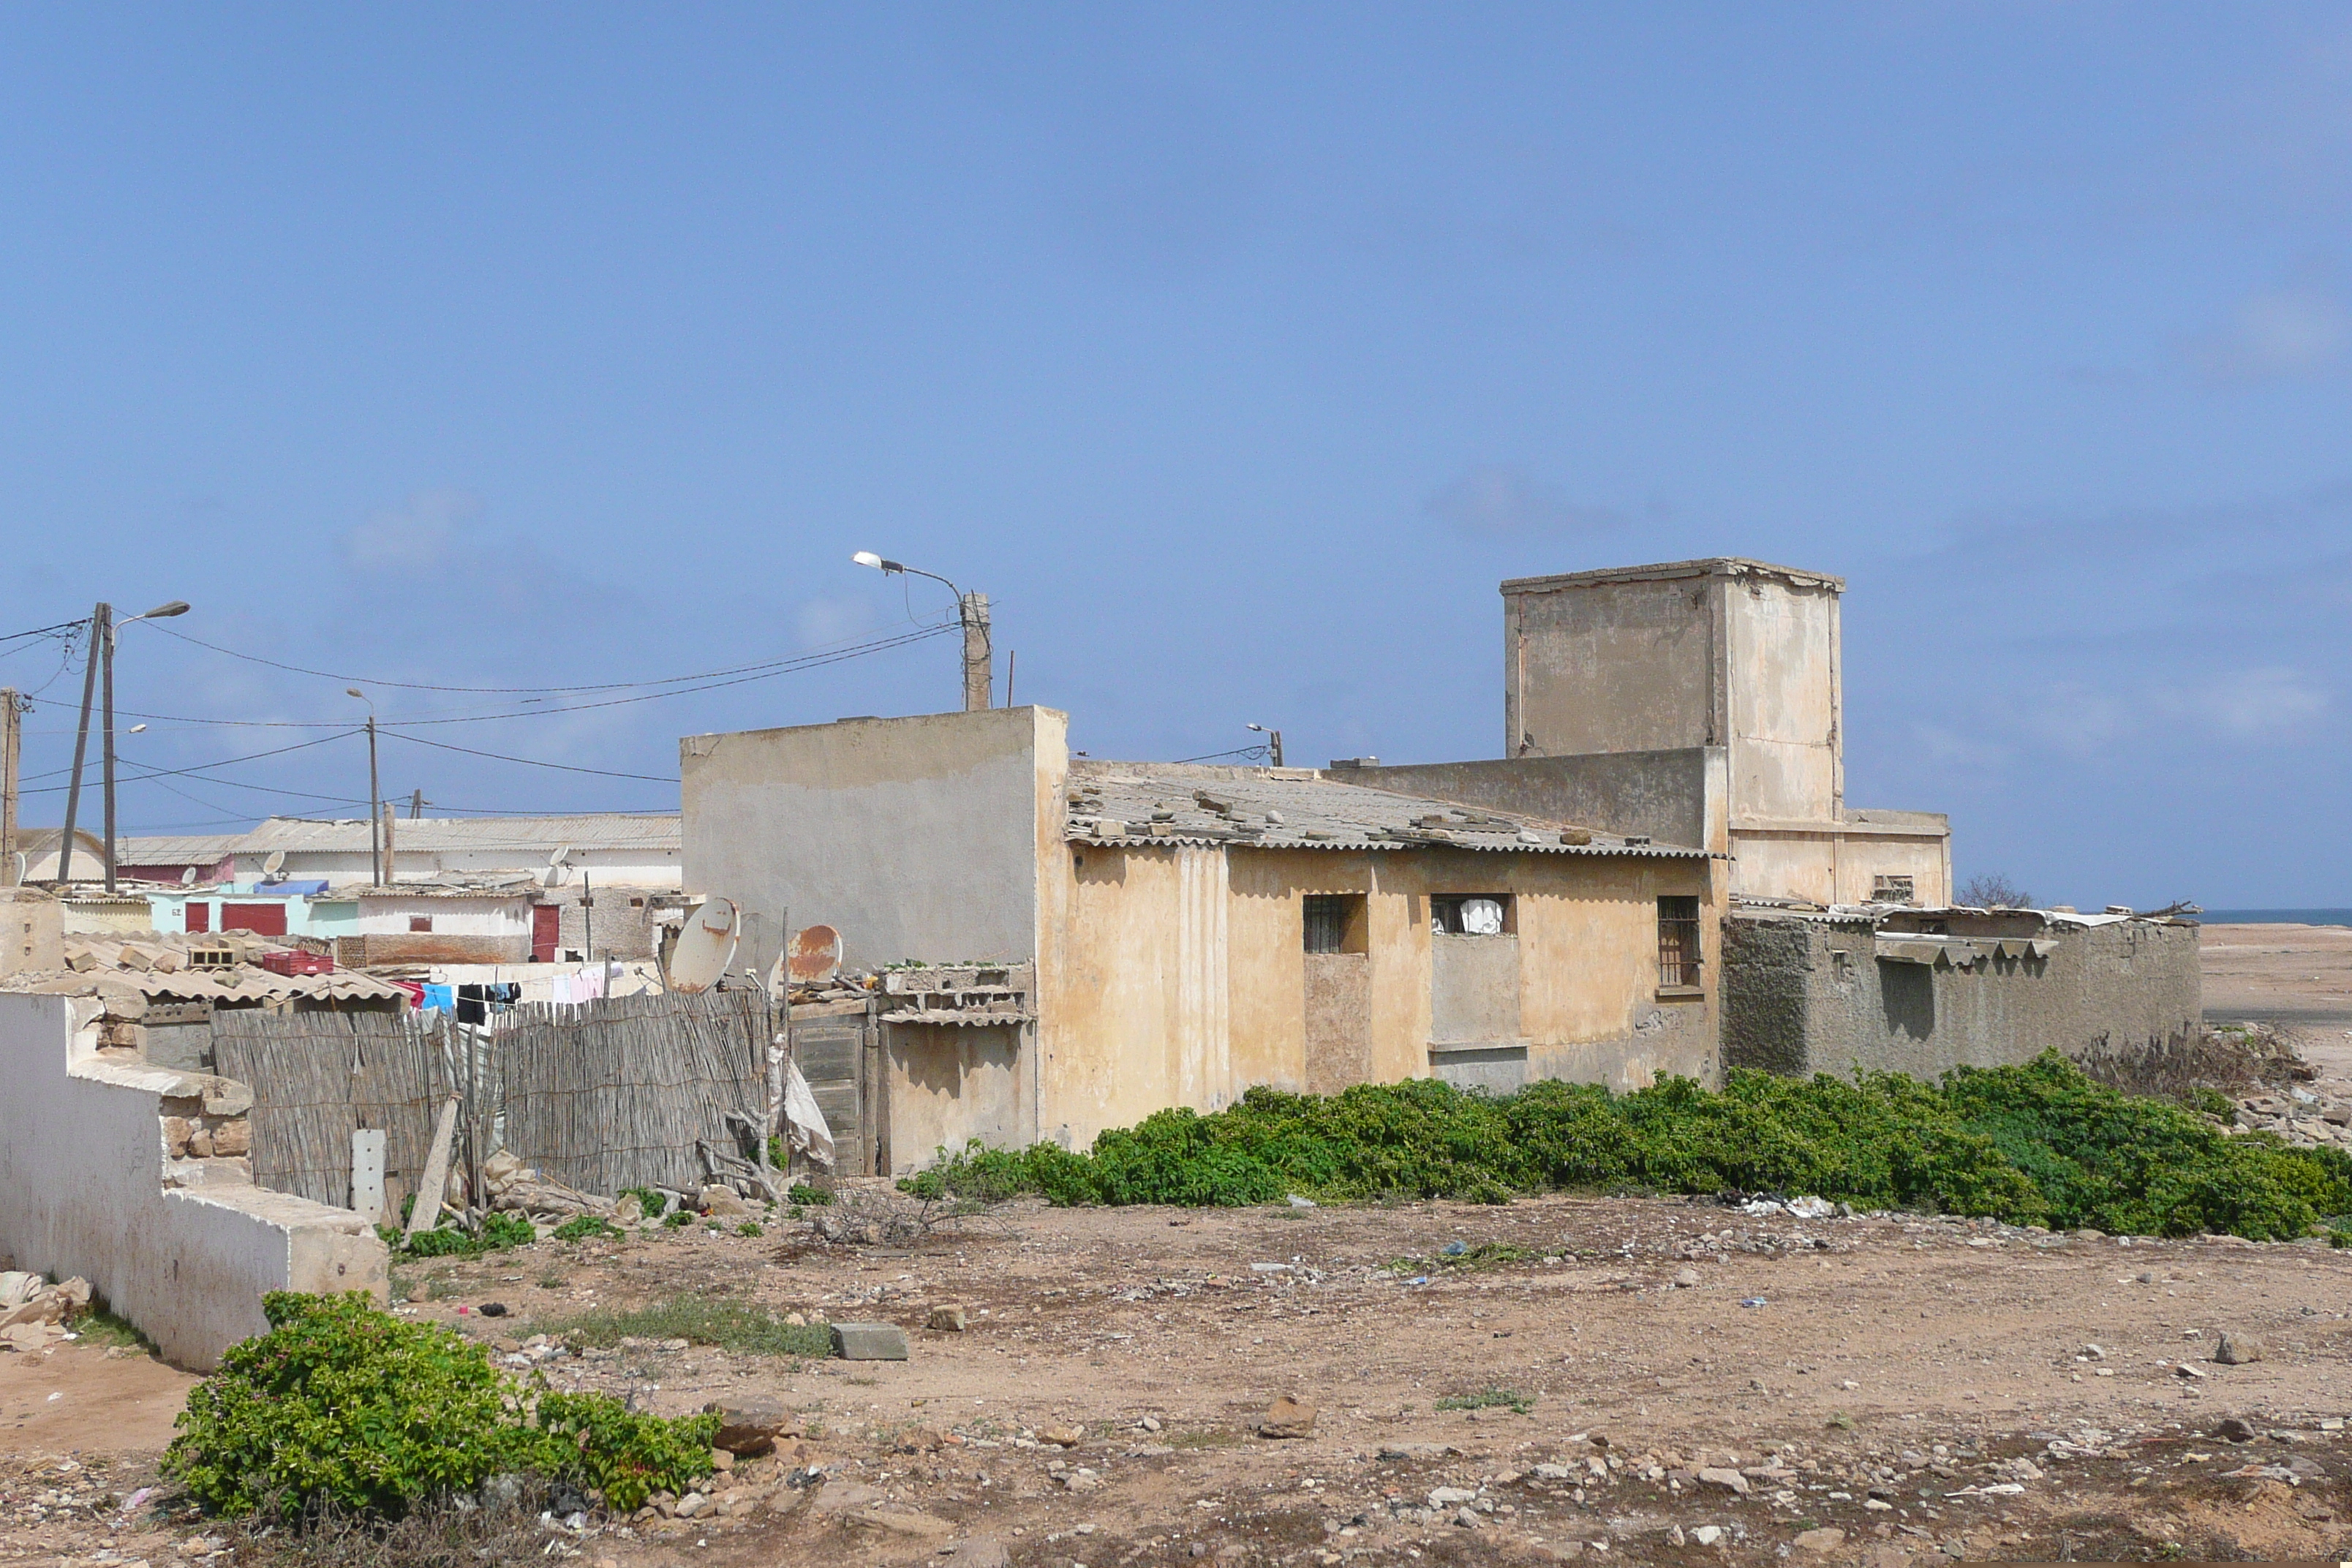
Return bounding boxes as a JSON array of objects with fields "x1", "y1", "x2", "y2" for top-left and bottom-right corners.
[
  {"x1": 378, "y1": 729, "x2": 679, "y2": 783},
  {"x1": 103, "y1": 622, "x2": 962, "y2": 729},
  {"x1": 137, "y1": 614, "x2": 953, "y2": 696},
  {"x1": 15, "y1": 729, "x2": 363, "y2": 793}
]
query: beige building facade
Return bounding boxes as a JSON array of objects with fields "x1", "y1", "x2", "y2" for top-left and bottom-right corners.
[
  {"x1": 1499, "y1": 557, "x2": 1950, "y2": 908},
  {"x1": 683, "y1": 707, "x2": 1722, "y2": 1169}
]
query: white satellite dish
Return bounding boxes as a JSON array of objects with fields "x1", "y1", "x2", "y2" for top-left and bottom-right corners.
[
  {"x1": 549, "y1": 844, "x2": 573, "y2": 867},
  {"x1": 663, "y1": 897, "x2": 739, "y2": 994},
  {"x1": 10, "y1": 851, "x2": 24, "y2": 884},
  {"x1": 262, "y1": 850, "x2": 286, "y2": 878},
  {"x1": 180, "y1": 865, "x2": 197, "y2": 886}
]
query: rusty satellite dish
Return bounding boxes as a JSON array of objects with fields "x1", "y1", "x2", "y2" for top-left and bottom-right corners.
[
  {"x1": 664, "y1": 897, "x2": 739, "y2": 994},
  {"x1": 788, "y1": 924, "x2": 843, "y2": 985}
]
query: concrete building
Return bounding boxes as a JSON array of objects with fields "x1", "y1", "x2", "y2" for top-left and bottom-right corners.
[
  {"x1": 117, "y1": 815, "x2": 685, "y2": 960},
  {"x1": 682, "y1": 706, "x2": 1722, "y2": 1169},
  {"x1": 1721, "y1": 905, "x2": 2202, "y2": 1080},
  {"x1": 1350, "y1": 559, "x2": 1948, "y2": 908}
]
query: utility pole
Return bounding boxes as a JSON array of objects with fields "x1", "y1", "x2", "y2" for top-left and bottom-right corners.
[
  {"x1": 347, "y1": 690, "x2": 380, "y2": 886},
  {"x1": 381, "y1": 801, "x2": 397, "y2": 886},
  {"x1": 56, "y1": 603, "x2": 105, "y2": 882},
  {"x1": 960, "y1": 590, "x2": 992, "y2": 712},
  {"x1": 0, "y1": 687, "x2": 20, "y2": 887},
  {"x1": 409, "y1": 788, "x2": 426, "y2": 820},
  {"x1": 102, "y1": 606, "x2": 118, "y2": 891},
  {"x1": 365, "y1": 718, "x2": 380, "y2": 885}
]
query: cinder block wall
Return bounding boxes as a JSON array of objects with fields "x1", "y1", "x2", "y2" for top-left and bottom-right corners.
[{"x1": 1721, "y1": 913, "x2": 2202, "y2": 1081}]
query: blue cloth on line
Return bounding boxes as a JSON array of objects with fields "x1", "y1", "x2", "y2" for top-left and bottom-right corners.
[{"x1": 421, "y1": 983, "x2": 456, "y2": 1014}]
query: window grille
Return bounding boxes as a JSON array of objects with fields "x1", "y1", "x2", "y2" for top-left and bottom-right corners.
[
  {"x1": 1656, "y1": 895, "x2": 1702, "y2": 988},
  {"x1": 1872, "y1": 874, "x2": 1916, "y2": 905},
  {"x1": 1304, "y1": 894, "x2": 1356, "y2": 954}
]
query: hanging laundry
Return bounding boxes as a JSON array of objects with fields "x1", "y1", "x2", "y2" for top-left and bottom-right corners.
[{"x1": 421, "y1": 983, "x2": 455, "y2": 1014}]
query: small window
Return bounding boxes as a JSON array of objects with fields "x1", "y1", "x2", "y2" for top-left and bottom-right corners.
[
  {"x1": 1657, "y1": 895, "x2": 1702, "y2": 989},
  {"x1": 1303, "y1": 894, "x2": 1365, "y2": 954},
  {"x1": 408, "y1": 915, "x2": 434, "y2": 933},
  {"x1": 1872, "y1": 875, "x2": 1917, "y2": 905},
  {"x1": 1430, "y1": 894, "x2": 1512, "y2": 936}
]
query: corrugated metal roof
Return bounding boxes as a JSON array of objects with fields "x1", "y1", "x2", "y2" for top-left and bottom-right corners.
[
  {"x1": 1066, "y1": 761, "x2": 1705, "y2": 858},
  {"x1": 228, "y1": 814, "x2": 680, "y2": 856},
  {"x1": 113, "y1": 833, "x2": 244, "y2": 864}
]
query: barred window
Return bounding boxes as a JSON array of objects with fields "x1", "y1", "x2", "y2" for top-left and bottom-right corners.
[
  {"x1": 1304, "y1": 894, "x2": 1364, "y2": 954},
  {"x1": 1872, "y1": 874, "x2": 1917, "y2": 905},
  {"x1": 1430, "y1": 894, "x2": 1512, "y2": 936},
  {"x1": 1657, "y1": 895, "x2": 1702, "y2": 989}
]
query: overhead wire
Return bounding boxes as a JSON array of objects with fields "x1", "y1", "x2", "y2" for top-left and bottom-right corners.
[{"x1": 377, "y1": 730, "x2": 679, "y2": 784}]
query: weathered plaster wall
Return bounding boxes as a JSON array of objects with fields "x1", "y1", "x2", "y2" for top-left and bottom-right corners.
[
  {"x1": 1722, "y1": 574, "x2": 1840, "y2": 823},
  {"x1": 0, "y1": 994, "x2": 387, "y2": 1370},
  {"x1": 1504, "y1": 572, "x2": 1717, "y2": 758},
  {"x1": 1730, "y1": 822, "x2": 1953, "y2": 908},
  {"x1": 680, "y1": 707, "x2": 1060, "y2": 974},
  {"x1": 1033, "y1": 841, "x2": 1722, "y2": 1155},
  {"x1": 1339, "y1": 750, "x2": 1725, "y2": 853},
  {"x1": 885, "y1": 1024, "x2": 1024, "y2": 1169},
  {"x1": 1721, "y1": 913, "x2": 2202, "y2": 1080}
]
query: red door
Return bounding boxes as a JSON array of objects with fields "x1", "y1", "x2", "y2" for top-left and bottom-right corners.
[
  {"x1": 184, "y1": 901, "x2": 211, "y2": 933},
  {"x1": 221, "y1": 902, "x2": 288, "y2": 936},
  {"x1": 531, "y1": 904, "x2": 560, "y2": 963}
]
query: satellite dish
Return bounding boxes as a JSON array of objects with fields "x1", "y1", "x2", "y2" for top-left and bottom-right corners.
[
  {"x1": 663, "y1": 897, "x2": 739, "y2": 994},
  {"x1": 180, "y1": 866, "x2": 197, "y2": 886},
  {"x1": 541, "y1": 864, "x2": 570, "y2": 888},
  {"x1": 10, "y1": 851, "x2": 24, "y2": 884},
  {"x1": 788, "y1": 924, "x2": 844, "y2": 985},
  {"x1": 549, "y1": 844, "x2": 573, "y2": 867},
  {"x1": 262, "y1": 850, "x2": 286, "y2": 878}
]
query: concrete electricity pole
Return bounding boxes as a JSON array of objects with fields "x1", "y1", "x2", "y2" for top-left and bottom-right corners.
[
  {"x1": 56, "y1": 604, "x2": 105, "y2": 882},
  {"x1": 0, "y1": 687, "x2": 19, "y2": 886},
  {"x1": 851, "y1": 552, "x2": 994, "y2": 712},
  {"x1": 347, "y1": 689, "x2": 380, "y2": 886}
]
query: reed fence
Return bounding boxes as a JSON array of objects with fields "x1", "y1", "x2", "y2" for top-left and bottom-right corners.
[{"x1": 212, "y1": 1009, "x2": 450, "y2": 1209}]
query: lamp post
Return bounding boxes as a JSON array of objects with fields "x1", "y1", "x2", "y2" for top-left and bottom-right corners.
[
  {"x1": 347, "y1": 689, "x2": 380, "y2": 886},
  {"x1": 55, "y1": 599, "x2": 189, "y2": 887},
  {"x1": 1247, "y1": 723, "x2": 1284, "y2": 767},
  {"x1": 851, "y1": 552, "x2": 992, "y2": 712}
]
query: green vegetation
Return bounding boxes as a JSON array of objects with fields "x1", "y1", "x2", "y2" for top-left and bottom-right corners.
[
  {"x1": 736, "y1": 1221, "x2": 763, "y2": 1237},
  {"x1": 787, "y1": 1181, "x2": 834, "y2": 1206},
  {"x1": 163, "y1": 1293, "x2": 715, "y2": 1518},
  {"x1": 380, "y1": 1211, "x2": 537, "y2": 1260},
  {"x1": 1387, "y1": 1242, "x2": 1537, "y2": 1273},
  {"x1": 531, "y1": 1296, "x2": 833, "y2": 1358},
  {"x1": 69, "y1": 1305, "x2": 153, "y2": 1353},
  {"x1": 662, "y1": 1210, "x2": 694, "y2": 1228},
  {"x1": 899, "y1": 1050, "x2": 2352, "y2": 1241},
  {"x1": 619, "y1": 1186, "x2": 667, "y2": 1218},
  {"x1": 551, "y1": 1214, "x2": 622, "y2": 1243},
  {"x1": 1434, "y1": 1386, "x2": 1534, "y2": 1414}
]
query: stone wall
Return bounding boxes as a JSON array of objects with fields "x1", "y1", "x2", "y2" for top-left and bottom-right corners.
[{"x1": 1721, "y1": 910, "x2": 2202, "y2": 1081}]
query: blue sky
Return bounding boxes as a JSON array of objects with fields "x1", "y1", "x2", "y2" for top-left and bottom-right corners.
[{"x1": 1, "y1": 4, "x2": 2346, "y2": 907}]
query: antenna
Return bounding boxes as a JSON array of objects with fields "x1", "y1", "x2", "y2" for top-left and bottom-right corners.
[
  {"x1": 180, "y1": 865, "x2": 197, "y2": 886},
  {"x1": 663, "y1": 897, "x2": 739, "y2": 994},
  {"x1": 261, "y1": 849, "x2": 286, "y2": 878}
]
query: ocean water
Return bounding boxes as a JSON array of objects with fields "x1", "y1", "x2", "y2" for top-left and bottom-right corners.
[{"x1": 2199, "y1": 909, "x2": 2352, "y2": 927}]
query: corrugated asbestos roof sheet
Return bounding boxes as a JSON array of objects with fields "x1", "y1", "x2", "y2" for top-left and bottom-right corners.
[
  {"x1": 1066, "y1": 761, "x2": 1705, "y2": 857},
  {"x1": 166, "y1": 814, "x2": 682, "y2": 858},
  {"x1": 113, "y1": 834, "x2": 244, "y2": 863}
]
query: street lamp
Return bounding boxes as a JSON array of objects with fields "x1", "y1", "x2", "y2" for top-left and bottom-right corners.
[
  {"x1": 56, "y1": 598, "x2": 190, "y2": 888},
  {"x1": 1247, "y1": 723, "x2": 1284, "y2": 767},
  {"x1": 347, "y1": 689, "x2": 381, "y2": 886},
  {"x1": 852, "y1": 551, "x2": 993, "y2": 712}
]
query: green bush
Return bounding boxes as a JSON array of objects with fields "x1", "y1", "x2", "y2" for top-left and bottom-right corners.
[
  {"x1": 551, "y1": 1214, "x2": 622, "y2": 1243},
  {"x1": 163, "y1": 1293, "x2": 715, "y2": 1518},
  {"x1": 786, "y1": 1181, "x2": 834, "y2": 1206},
  {"x1": 897, "y1": 1051, "x2": 2352, "y2": 1242},
  {"x1": 382, "y1": 1211, "x2": 538, "y2": 1260},
  {"x1": 619, "y1": 1186, "x2": 668, "y2": 1218}
]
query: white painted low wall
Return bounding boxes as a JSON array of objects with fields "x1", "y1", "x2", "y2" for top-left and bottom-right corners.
[{"x1": 0, "y1": 994, "x2": 388, "y2": 1371}]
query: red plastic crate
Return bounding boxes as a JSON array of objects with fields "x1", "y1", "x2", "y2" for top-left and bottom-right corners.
[{"x1": 259, "y1": 949, "x2": 335, "y2": 976}]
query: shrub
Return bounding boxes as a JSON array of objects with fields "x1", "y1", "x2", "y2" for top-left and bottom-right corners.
[
  {"x1": 383, "y1": 1211, "x2": 538, "y2": 1260},
  {"x1": 551, "y1": 1214, "x2": 622, "y2": 1243},
  {"x1": 786, "y1": 1181, "x2": 834, "y2": 1206},
  {"x1": 897, "y1": 1051, "x2": 2352, "y2": 1242},
  {"x1": 163, "y1": 1292, "x2": 714, "y2": 1518}
]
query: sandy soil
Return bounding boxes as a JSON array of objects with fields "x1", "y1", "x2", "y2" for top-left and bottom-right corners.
[
  {"x1": 7, "y1": 1200, "x2": 2350, "y2": 1567},
  {"x1": 2201, "y1": 922, "x2": 2352, "y2": 1052}
]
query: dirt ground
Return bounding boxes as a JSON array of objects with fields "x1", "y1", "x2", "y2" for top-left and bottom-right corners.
[
  {"x1": 2201, "y1": 921, "x2": 2352, "y2": 1077},
  {"x1": 7, "y1": 926, "x2": 2352, "y2": 1566}
]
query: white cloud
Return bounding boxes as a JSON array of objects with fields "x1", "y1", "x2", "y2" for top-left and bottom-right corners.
[
  {"x1": 794, "y1": 595, "x2": 879, "y2": 649},
  {"x1": 2019, "y1": 681, "x2": 2137, "y2": 757},
  {"x1": 2189, "y1": 269, "x2": 2351, "y2": 382},
  {"x1": 343, "y1": 489, "x2": 478, "y2": 571},
  {"x1": 2162, "y1": 666, "x2": 2329, "y2": 739},
  {"x1": 1424, "y1": 465, "x2": 1666, "y2": 536}
]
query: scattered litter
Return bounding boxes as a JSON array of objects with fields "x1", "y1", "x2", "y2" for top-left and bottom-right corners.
[
  {"x1": 1286, "y1": 1194, "x2": 1316, "y2": 1208},
  {"x1": 1945, "y1": 1482, "x2": 2025, "y2": 1498},
  {"x1": 1738, "y1": 1298, "x2": 1768, "y2": 1308},
  {"x1": 1785, "y1": 1196, "x2": 1835, "y2": 1220},
  {"x1": 1440, "y1": 1240, "x2": 1469, "y2": 1257}
]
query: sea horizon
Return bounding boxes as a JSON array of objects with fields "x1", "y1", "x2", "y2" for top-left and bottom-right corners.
[{"x1": 2197, "y1": 908, "x2": 2352, "y2": 927}]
